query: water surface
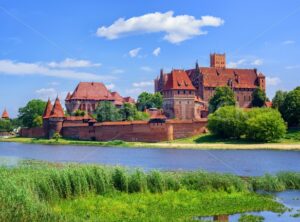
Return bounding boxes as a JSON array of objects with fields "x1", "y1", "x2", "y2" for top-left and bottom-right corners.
[{"x1": 1, "y1": 142, "x2": 300, "y2": 176}]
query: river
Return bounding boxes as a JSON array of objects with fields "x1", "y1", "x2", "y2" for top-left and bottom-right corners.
[{"x1": 1, "y1": 142, "x2": 300, "y2": 176}]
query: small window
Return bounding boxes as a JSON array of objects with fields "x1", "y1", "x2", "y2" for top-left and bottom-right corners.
[{"x1": 178, "y1": 90, "x2": 180, "y2": 94}]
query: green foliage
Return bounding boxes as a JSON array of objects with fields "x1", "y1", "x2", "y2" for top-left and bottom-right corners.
[
  {"x1": 33, "y1": 115, "x2": 43, "y2": 127},
  {"x1": 137, "y1": 92, "x2": 163, "y2": 111},
  {"x1": 112, "y1": 168, "x2": 129, "y2": 192},
  {"x1": 18, "y1": 99, "x2": 47, "y2": 128},
  {"x1": 0, "y1": 119, "x2": 13, "y2": 132},
  {"x1": 245, "y1": 108, "x2": 287, "y2": 142},
  {"x1": 239, "y1": 214, "x2": 264, "y2": 222},
  {"x1": 146, "y1": 171, "x2": 165, "y2": 193},
  {"x1": 53, "y1": 133, "x2": 61, "y2": 142},
  {"x1": 128, "y1": 170, "x2": 147, "y2": 193},
  {"x1": 280, "y1": 87, "x2": 300, "y2": 127},
  {"x1": 251, "y1": 88, "x2": 267, "y2": 107},
  {"x1": 207, "y1": 106, "x2": 286, "y2": 142},
  {"x1": 119, "y1": 103, "x2": 149, "y2": 121},
  {"x1": 95, "y1": 101, "x2": 121, "y2": 122},
  {"x1": 208, "y1": 86, "x2": 236, "y2": 113},
  {"x1": 73, "y1": 110, "x2": 86, "y2": 116},
  {"x1": 272, "y1": 90, "x2": 287, "y2": 110},
  {"x1": 207, "y1": 106, "x2": 247, "y2": 139},
  {"x1": 1, "y1": 163, "x2": 298, "y2": 221}
]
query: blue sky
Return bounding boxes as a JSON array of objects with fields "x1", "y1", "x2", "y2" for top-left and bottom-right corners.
[{"x1": 1, "y1": 0, "x2": 300, "y2": 117}]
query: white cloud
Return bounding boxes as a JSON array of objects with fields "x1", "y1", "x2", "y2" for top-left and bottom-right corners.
[
  {"x1": 112, "y1": 69, "x2": 125, "y2": 74},
  {"x1": 285, "y1": 65, "x2": 300, "y2": 70},
  {"x1": 35, "y1": 88, "x2": 68, "y2": 102},
  {"x1": 140, "y1": 66, "x2": 153, "y2": 72},
  {"x1": 251, "y1": 59, "x2": 263, "y2": 66},
  {"x1": 133, "y1": 81, "x2": 153, "y2": 88},
  {"x1": 266, "y1": 77, "x2": 281, "y2": 86},
  {"x1": 48, "y1": 58, "x2": 101, "y2": 68},
  {"x1": 106, "y1": 83, "x2": 115, "y2": 90},
  {"x1": 153, "y1": 47, "x2": 161, "y2": 56},
  {"x1": 129, "y1": 48, "x2": 141, "y2": 57},
  {"x1": 227, "y1": 59, "x2": 246, "y2": 68},
  {"x1": 49, "y1": 81, "x2": 60, "y2": 86},
  {"x1": 0, "y1": 60, "x2": 114, "y2": 81},
  {"x1": 282, "y1": 40, "x2": 295, "y2": 45},
  {"x1": 96, "y1": 11, "x2": 224, "y2": 43}
]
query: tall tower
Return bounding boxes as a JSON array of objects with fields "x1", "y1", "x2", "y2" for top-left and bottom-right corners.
[
  {"x1": 48, "y1": 97, "x2": 65, "y2": 138},
  {"x1": 210, "y1": 53, "x2": 226, "y2": 68}
]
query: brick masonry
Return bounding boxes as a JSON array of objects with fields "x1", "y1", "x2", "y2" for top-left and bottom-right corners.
[{"x1": 20, "y1": 119, "x2": 207, "y2": 142}]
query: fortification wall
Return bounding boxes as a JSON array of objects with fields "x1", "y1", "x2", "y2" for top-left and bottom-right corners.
[
  {"x1": 62, "y1": 119, "x2": 207, "y2": 142},
  {"x1": 19, "y1": 127, "x2": 45, "y2": 138}
]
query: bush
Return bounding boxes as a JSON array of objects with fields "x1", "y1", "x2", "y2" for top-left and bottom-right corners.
[
  {"x1": 207, "y1": 106, "x2": 286, "y2": 142},
  {"x1": 245, "y1": 108, "x2": 287, "y2": 142},
  {"x1": 207, "y1": 106, "x2": 247, "y2": 139}
]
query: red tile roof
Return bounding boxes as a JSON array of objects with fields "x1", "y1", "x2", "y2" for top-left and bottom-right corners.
[
  {"x1": 186, "y1": 67, "x2": 262, "y2": 89},
  {"x1": 123, "y1": 96, "x2": 135, "y2": 103},
  {"x1": 69, "y1": 82, "x2": 113, "y2": 101},
  {"x1": 65, "y1": 92, "x2": 71, "y2": 101},
  {"x1": 265, "y1": 101, "x2": 273, "y2": 108},
  {"x1": 43, "y1": 99, "x2": 53, "y2": 119},
  {"x1": 1, "y1": 108, "x2": 9, "y2": 119},
  {"x1": 164, "y1": 69, "x2": 195, "y2": 90},
  {"x1": 146, "y1": 109, "x2": 166, "y2": 119},
  {"x1": 111, "y1": 91, "x2": 124, "y2": 105},
  {"x1": 50, "y1": 97, "x2": 65, "y2": 118}
]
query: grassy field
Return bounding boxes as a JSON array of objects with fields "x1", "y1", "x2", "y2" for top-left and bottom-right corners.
[
  {"x1": 0, "y1": 161, "x2": 300, "y2": 221},
  {"x1": 53, "y1": 190, "x2": 283, "y2": 222},
  {"x1": 1, "y1": 129, "x2": 300, "y2": 150}
]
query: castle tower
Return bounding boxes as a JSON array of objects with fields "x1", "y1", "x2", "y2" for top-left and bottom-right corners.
[
  {"x1": 42, "y1": 99, "x2": 53, "y2": 138},
  {"x1": 1, "y1": 108, "x2": 9, "y2": 119},
  {"x1": 162, "y1": 70, "x2": 196, "y2": 119},
  {"x1": 210, "y1": 53, "x2": 226, "y2": 68},
  {"x1": 48, "y1": 97, "x2": 65, "y2": 138},
  {"x1": 257, "y1": 73, "x2": 266, "y2": 91}
]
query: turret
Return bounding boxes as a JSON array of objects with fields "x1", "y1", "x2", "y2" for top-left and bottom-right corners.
[
  {"x1": 48, "y1": 97, "x2": 65, "y2": 138},
  {"x1": 42, "y1": 99, "x2": 53, "y2": 137},
  {"x1": 257, "y1": 73, "x2": 266, "y2": 91},
  {"x1": 1, "y1": 108, "x2": 9, "y2": 119}
]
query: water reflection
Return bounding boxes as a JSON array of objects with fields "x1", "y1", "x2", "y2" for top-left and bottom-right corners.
[{"x1": 196, "y1": 191, "x2": 300, "y2": 221}]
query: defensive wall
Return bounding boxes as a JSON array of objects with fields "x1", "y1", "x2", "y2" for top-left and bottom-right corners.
[{"x1": 19, "y1": 119, "x2": 207, "y2": 142}]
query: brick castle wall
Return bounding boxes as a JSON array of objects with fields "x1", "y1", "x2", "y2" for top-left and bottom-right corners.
[
  {"x1": 20, "y1": 119, "x2": 207, "y2": 142},
  {"x1": 19, "y1": 127, "x2": 45, "y2": 138}
]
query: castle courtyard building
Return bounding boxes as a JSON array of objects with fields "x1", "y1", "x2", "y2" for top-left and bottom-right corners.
[
  {"x1": 65, "y1": 82, "x2": 134, "y2": 114},
  {"x1": 155, "y1": 53, "x2": 266, "y2": 118}
]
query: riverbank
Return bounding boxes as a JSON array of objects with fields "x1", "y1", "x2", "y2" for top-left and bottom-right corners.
[
  {"x1": 1, "y1": 129, "x2": 300, "y2": 150},
  {"x1": 1, "y1": 162, "x2": 299, "y2": 221}
]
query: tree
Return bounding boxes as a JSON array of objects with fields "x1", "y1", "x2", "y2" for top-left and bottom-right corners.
[
  {"x1": 95, "y1": 101, "x2": 121, "y2": 122},
  {"x1": 245, "y1": 108, "x2": 286, "y2": 142},
  {"x1": 207, "y1": 106, "x2": 247, "y2": 139},
  {"x1": 18, "y1": 99, "x2": 47, "y2": 128},
  {"x1": 208, "y1": 86, "x2": 236, "y2": 113},
  {"x1": 272, "y1": 90, "x2": 287, "y2": 110},
  {"x1": 281, "y1": 87, "x2": 300, "y2": 127},
  {"x1": 251, "y1": 88, "x2": 267, "y2": 107},
  {"x1": 119, "y1": 103, "x2": 150, "y2": 121},
  {"x1": 137, "y1": 92, "x2": 163, "y2": 111},
  {"x1": 32, "y1": 116, "x2": 43, "y2": 127},
  {"x1": 0, "y1": 119, "x2": 13, "y2": 132},
  {"x1": 73, "y1": 110, "x2": 86, "y2": 116}
]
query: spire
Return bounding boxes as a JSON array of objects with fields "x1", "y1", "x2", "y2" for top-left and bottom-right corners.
[
  {"x1": 65, "y1": 92, "x2": 71, "y2": 101},
  {"x1": 50, "y1": 97, "x2": 65, "y2": 118},
  {"x1": 43, "y1": 98, "x2": 53, "y2": 119},
  {"x1": 1, "y1": 108, "x2": 9, "y2": 119}
]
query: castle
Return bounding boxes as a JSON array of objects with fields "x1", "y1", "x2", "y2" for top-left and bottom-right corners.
[
  {"x1": 19, "y1": 53, "x2": 267, "y2": 142},
  {"x1": 65, "y1": 82, "x2": 134, "y2": 114},
  {"x1": 155, "y1": 53, "x2": 266, "y2": 119}
]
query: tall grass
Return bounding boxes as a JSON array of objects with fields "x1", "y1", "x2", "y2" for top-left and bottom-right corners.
[{"x1": 0, "y1": 162, "x2": 300, "y2": 221}]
